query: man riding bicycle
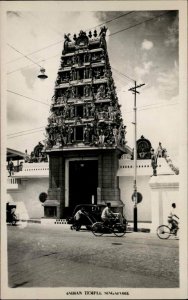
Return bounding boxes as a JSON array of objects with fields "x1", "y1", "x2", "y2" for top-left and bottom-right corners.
[
  {"x1": 101, "y1": 203, "x2": 123, "y2": 226},
  {"x1": 168, "y1": 203, "x2": 179, "y2": 235}
]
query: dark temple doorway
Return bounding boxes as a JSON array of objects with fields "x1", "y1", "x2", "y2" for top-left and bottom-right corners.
[{"x1": 69, "y1": 160, "x2": 98, "y2": 212}]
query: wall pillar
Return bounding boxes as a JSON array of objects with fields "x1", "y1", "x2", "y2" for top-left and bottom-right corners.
[
  {"x1": 44, "y1": 155, "x2": 65, "y2": 218},
  {"x1": 99, "y1": 150, "x2": 124, "y2": 209}
]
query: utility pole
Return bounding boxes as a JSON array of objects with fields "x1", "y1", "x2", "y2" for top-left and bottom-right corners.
[{"x1": 128, "y1": 81, "x2": 145, "y2": 232}]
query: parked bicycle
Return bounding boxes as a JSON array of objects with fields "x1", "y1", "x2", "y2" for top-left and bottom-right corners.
[
  {"x1": 91, "y1": 216, "x2": 127, "y2": 237},
  {"x1": 156, "y1": 224, "x2": 179, "y2": 239}
]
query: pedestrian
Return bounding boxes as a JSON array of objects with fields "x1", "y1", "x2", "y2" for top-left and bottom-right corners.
[
  {"x1": 10, "y1": 206, "x2": 18, "y2": 225},
  {"x1": 8, "y1": 159, "x2": 14, "y2": 177},
  {"x1": 74, "y1": 207, "x2": 86, "y2": 231}
]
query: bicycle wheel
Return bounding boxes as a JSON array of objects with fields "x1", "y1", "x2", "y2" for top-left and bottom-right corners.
[
  {"x1": 92, "y1": 222, "x2": 104, "y2": 236},
  {"x1": 113, "y1": 223, "x2": 126, "y2": 237},
  {"x1": 157, "y1": 225, "x2": 170, "y2": 239}
]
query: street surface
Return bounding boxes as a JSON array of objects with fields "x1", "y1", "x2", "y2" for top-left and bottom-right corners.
[{"x1": 7, "y1": 223, "x2": 179, "y2": 288}]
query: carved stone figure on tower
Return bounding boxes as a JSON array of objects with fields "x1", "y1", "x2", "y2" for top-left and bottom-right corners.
[
  {"x1": 64, "y1": 89, "x2": 70, "y2": 101},
  {"x1": 76, "y1": 30, "x2": 89, "y2": 47},
  {"x1": 99, "y1": 129, "x2": 105, "y2": 145},
  {"x1": 99, "y1": 26, "x2": 107, "y2": 48},
  {"x1": 90, "y1": 103, "x2": 95, "y2": 117},
  {"x1": 70, "y1": 105, "x2": 75, "y2": 118},
  {"x1": 84, "y1": 124, "x2": 90, "y2": 143},
  {"x1": 71, "y1": 86, "x2": 76, "y2": 98},
  {"x1": 64, "y1": 33, "x2": 71, "y2": 52},
  {"x1": 94, "y1": 69, "x2": 101, "y2": 79},
  {"x1": 84, "y1": 104, "x2": 89, "y2": 118},
  {"x1": 84, "y1": 85, "x2": 90, "y2": 97},
  {"x1": 96, "y1": 84, "x2": 105, "y2": 100},
  {"x1": 67, "y1": 125, "x2": 73, "y2": 144},
  {"x1": 113, "y1": 126, "x2": 119, "y2": 146},
  {"x1": 118, "y1": 124, "x2": 126, "y2": 146}
]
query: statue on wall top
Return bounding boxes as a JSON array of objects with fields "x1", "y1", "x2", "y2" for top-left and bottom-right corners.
[
  {"x1": 156, "y1": 142, "x2": 164, "y2": 158},
  {"x1": 151, "y1": 148, "x2": 158, "y2": 176}
]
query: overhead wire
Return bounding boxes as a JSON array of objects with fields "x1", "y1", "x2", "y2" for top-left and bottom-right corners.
[
  {"x1": 111, "y1": 67, "x2": 134, "y2": 83},
  {"x1": 7, "y1": 101, "x2": 179, "y2": 139},
  {"x1": 7, "y1": 53, "x2": 60, "y2": 75},
  {"x1": 7, "y1": 11, "x2": 178, "y2": 139},
  {"x1": 7, "y1": 90, "x2": 50, "y2": 107},
  {"x1": 7, "y1": 129, "x2": 45, "y2": 139},
  {"x1": 7, "y1": 11, "x2": 135, "y2": 65},
  {"x1": 8, "y1": 126, "x2": 46, "y2": 136},
  {"x1": 112, "y1": 73, "x2": 130, "y2": 87},
  {"x1": 85, "y1": 11, "x2": 134, "y2": 31},
  {"x1": 7, "y1": 43, "x2": 43, "y2": 68},
  {"x1": 108, "y1": 11, "x2": 171, "y2": 37},
  {"x1": 7, "y1": 11, "x2": 172, "y2": 77},
  {"x1": 124, "y1": 101, "x2": 179, "y2": 114}
]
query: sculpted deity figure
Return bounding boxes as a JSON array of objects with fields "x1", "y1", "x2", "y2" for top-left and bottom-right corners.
[
  {"x1": 95, "y1": 69, "x2": 101, "y2": 79},
  {"x1": 118, "y1": 124, "x2": 126, "y2": 146},
  {"x1": 113, "y1": 126, "x2": 119, "y2": 146},
  {"x1": 70, "y1": 105, "x2": 75, "y2": 118},
  {"x1": 64, "y1": 88, "x2": 70, "y2": 101},
  {"x1": 99, "y1": 26, "x2": 107, "y2": 48},
  {"x1": 71, "y1": 86, "x2": 76, "y2": 98},
  {"x1": 90, "y1": 103, "x2": 95, "y2": 117},
  {"x1": 64, "y1": 33, "x2": 71, "y2": 52},
  {"x1": 84, "y1": 85, "x2": 90, "y2": 97},
  {"x1": 84, "y1": 104, "x2": 89, "y2": 118},
  {"x1": 67, "y1": 125, "x2": 73, "y2": 144},
  {"x1": 84, "y1": 124, "x2": 90, "y2": 143},
  {"x1": 99, "y1": 129, "x2": 105, "y2": 145},
  {"x1": 55, "y1": 133, "x2": 62, "y2": 147},
  {"x1": 96, "y1": 85, "x2": 105, "y2": 100},
  {"x1": 106, "y1": 87, "x2": 112, "y2": 99}
]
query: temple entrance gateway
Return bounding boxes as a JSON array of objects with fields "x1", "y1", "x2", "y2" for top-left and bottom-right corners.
[
  {"x1": 44, "y1": 27, "x2": 128, "y2": 219},
  {"x1": 68, "y1": 159, "x2": 98, "y2": 211}
]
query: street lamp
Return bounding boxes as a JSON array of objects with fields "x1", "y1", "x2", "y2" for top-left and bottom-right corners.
[{"x1": 38, "y1": 67, "x2": 48, "y2": 79}]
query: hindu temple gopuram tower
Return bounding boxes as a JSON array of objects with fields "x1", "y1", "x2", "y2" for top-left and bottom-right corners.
[{"x1": 43, "y1": 27, "x2": 129, "y2": 218}]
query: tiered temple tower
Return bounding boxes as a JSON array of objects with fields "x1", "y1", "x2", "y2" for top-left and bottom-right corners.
[{"x1": 44, "y1": 27, "x2": 129, "y2": 218}]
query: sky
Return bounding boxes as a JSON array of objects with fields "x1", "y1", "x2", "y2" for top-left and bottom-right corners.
[{"x1": 4, "y1": 3, "x2": 181, "y2": 164}]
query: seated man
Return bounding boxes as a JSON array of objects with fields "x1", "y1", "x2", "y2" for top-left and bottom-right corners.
[
  {"x1": 168, "y1": 203, "x2": 179, "y2": 234},
  {"x1": 101, "y1": 202, "x2": 116, "y2": 226}
]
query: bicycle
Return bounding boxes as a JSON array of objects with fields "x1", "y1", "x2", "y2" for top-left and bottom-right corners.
[
  {"x1": 156, "y1": 224, "x2": 179, "y2": 239},
  {"x1": 91, "y1": 217, "x2": 127, "y2": 237}
]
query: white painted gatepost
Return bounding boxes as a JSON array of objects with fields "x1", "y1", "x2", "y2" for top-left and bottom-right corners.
[{"x1": 149, "y1": 175, "x2": 179, "y2": 233}]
